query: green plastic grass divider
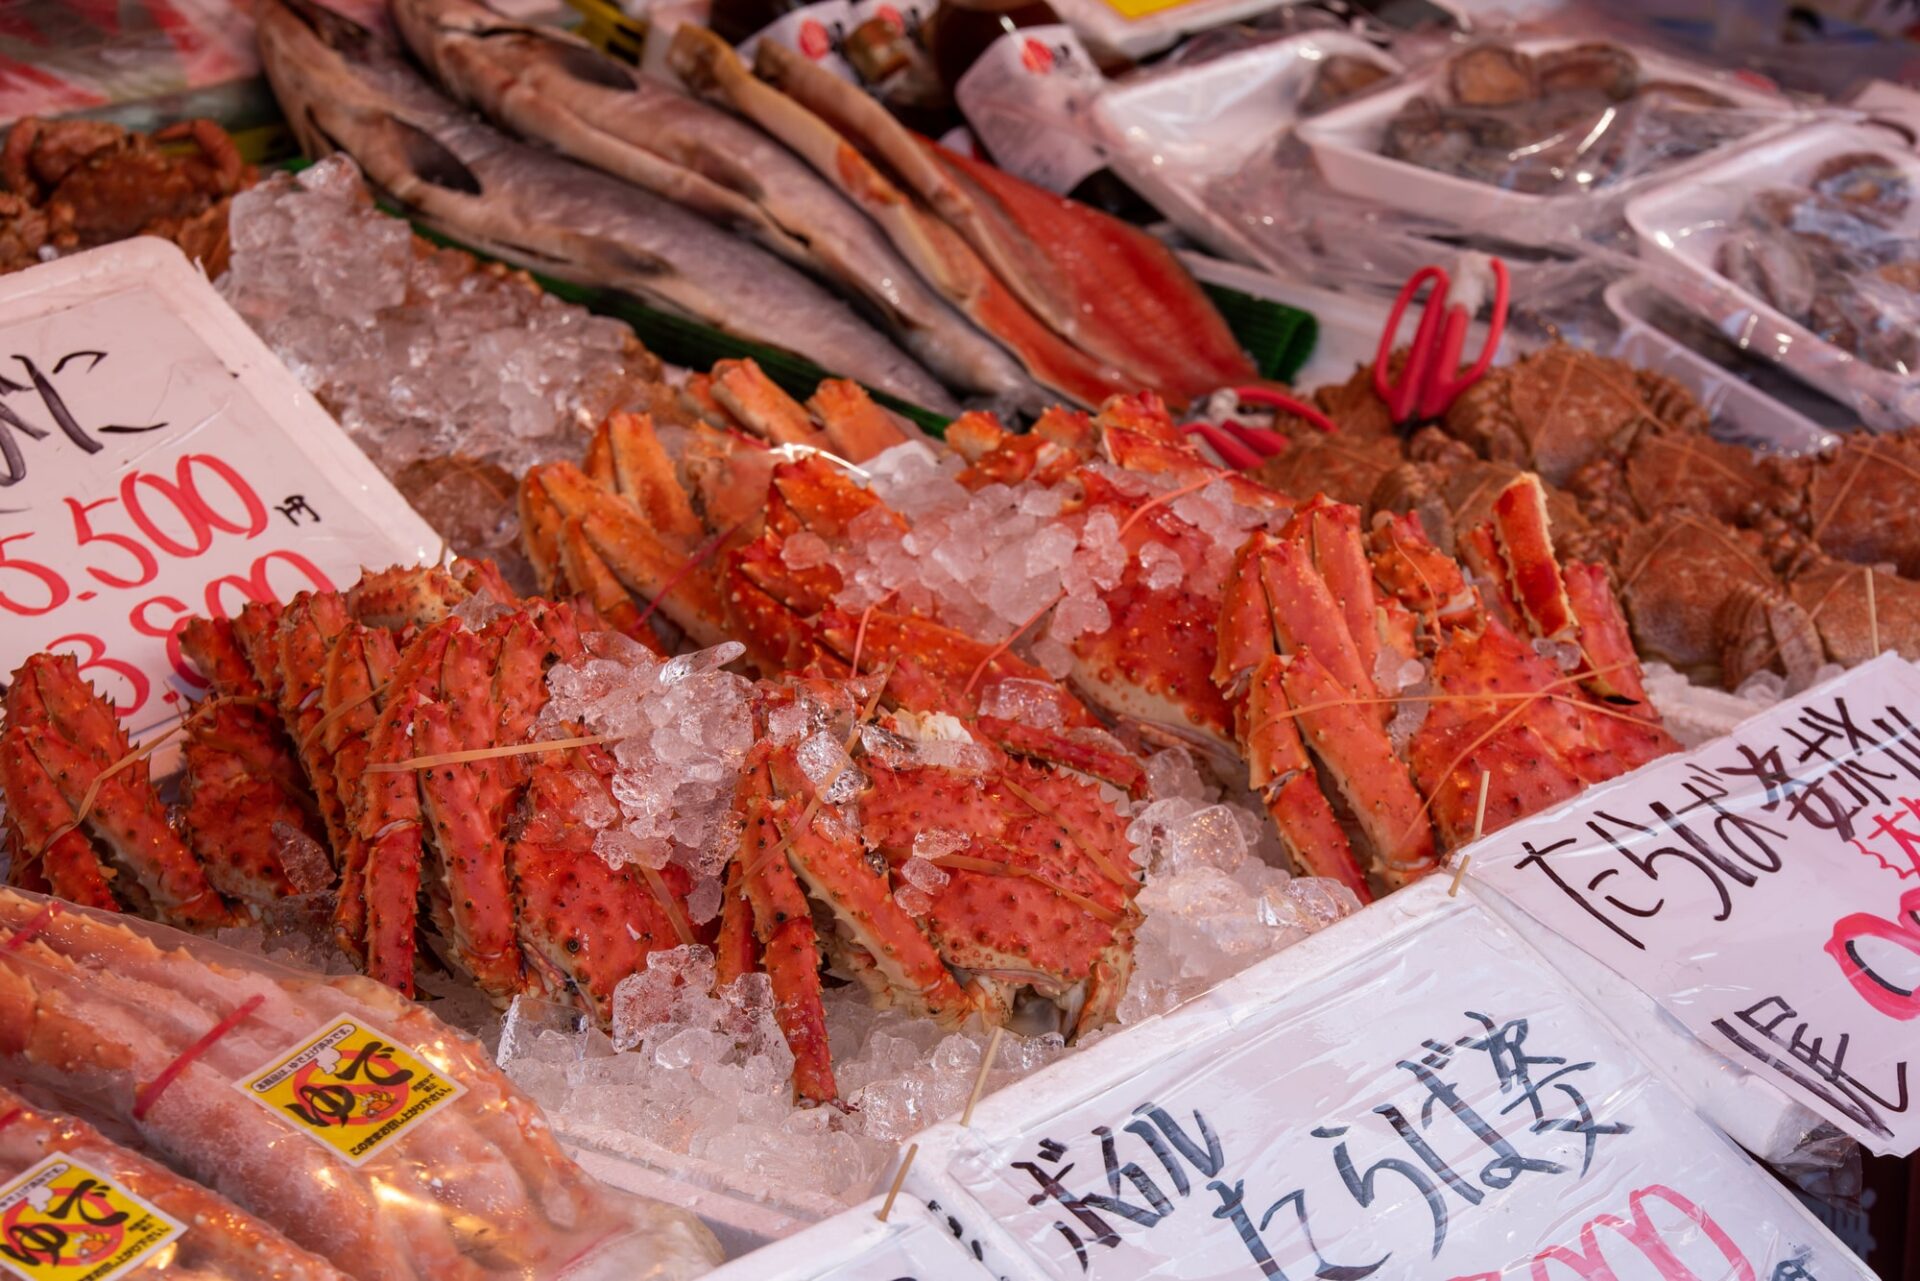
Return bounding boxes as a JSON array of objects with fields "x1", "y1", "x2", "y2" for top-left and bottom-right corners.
[{"x1": 1202, "y1": 283, "x2": 1318, "y2": 384}]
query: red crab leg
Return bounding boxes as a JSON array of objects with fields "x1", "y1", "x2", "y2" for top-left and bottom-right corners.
[
  {"x1": 557, "y1": 517, "x2": 668, "y2": 655},
  {"x1": 1285, "y1": 498, "x2": 1385, "y2": 717},
  {"x1": 415, "y1": 627, "x2": 527, "y2": 999},
  {"x1": 272, "y1": 593, "x2": 354, "y2": 868},
  {"x1": 1488, "y1": 475, "x2": 1577, "y2": 644},
  {"x1": 13, "y1": 655, "x2": 228, "y2": 927},
  {"x1": 712, "y1": 857, "x2": 761, "y2": 988},
  {"x1": 0, "y1": 731, "x2": 119, "y2": 913},
  {"x1": 807, "y1": 379, "x2": 910, "y2": 463},
  {"x1": 1278, "y1": 649, "x2": 1438, "y2": 888},
  {"x1": 511, "y1": 754, "x2": 699, "y2": 1024}
]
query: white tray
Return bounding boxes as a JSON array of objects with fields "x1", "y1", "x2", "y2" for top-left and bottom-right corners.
[
  {"x1": 697, "y1": 1194, "x2": 995, "y2": 1279},
  {"x1": 1297, "y1": 37, "x2": 1796, "y2": 239},
  {"x1": 1093, "y1": 31, "x2": 1400, "y2": 262},
  {"x1": 1603, "y1": 276, "x2": 1840, "y2": 456},
  {"x1": 1625, "y1": 118, "x2": 1920, "y2": 428}
]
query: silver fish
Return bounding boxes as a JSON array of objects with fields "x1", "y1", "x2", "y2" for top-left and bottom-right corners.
[
  {"x1": 257, "y1": 0, "x2": 957, "y2": 413},
  {"x1": 388, "y1": 0, "x2": 1042, "y2": 408}
]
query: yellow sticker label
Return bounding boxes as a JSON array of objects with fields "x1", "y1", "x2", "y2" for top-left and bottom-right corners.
[
  {"x1": 0, "y1": 1153, "x2": 184, "y2": 1281},
  {"x1": 1097, "y1": 0, "x2": 1194, "y2": 19},
  {"x1": 234, "y1": 1018, "x2": 463, "y2": 1166}
]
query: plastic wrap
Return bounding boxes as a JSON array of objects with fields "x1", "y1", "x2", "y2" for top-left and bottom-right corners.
[
  {"x1": 0, "y1": 0, "x2": 259, "y2": 126},
  {"x1": 0, "y1": 887, "x2": 725, "y2": 1280},
  {"x1": 1626, "y1": 118, "x2": 1920, "y2": 431},
  {"x1": 900, "y1": 882, "x2": 1872, "y2": 1279},
  {"x1": 0, "y1": 1083, "x2": 350, "y2": 1279}
]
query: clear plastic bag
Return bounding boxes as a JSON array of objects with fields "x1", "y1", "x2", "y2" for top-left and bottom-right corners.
[
  {"x1": 0, "y1": 887, "x2": 724, "y2": 1281},
  {"x1": 0, "y1": 1082, "x2": 351, "y2": 1278}
]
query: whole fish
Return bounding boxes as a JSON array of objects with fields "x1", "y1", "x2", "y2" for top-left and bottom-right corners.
[
  {"x1": 751, "y1": 39, "x2": 1256, "y2": 410},
  {"x1": 256, "y1": 0, "x2": 957, "y2": 414},
  {"x1": 669, "y1": 25, "x2": 1136, "y2": 410},
  {"x1": 389, "y1": 0, "x2": 1045, "y2": 408}
]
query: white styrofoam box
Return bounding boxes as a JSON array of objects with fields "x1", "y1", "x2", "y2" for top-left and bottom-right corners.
[
  {"x1": 0, "y1": 239, "x2": 439, "y2": 740},
  {"x1": 1093, "y1": 31, "x2": 1400, "y2": 262},
  {"x1": 1603, "y1": 276, "x2": 1841, "y2": 456},
  {"x1": 1625, "y1": 118, "x2": 1920, "y2": 428},
  {"x1": 698, "y1": 1194, "x2": 996, "y2": 1279},
  {"x1": 899, "y1": 880, "x2": 1857, "y2": 1281},
  {"x1": 1298, "y1": 38, "x2": 1795, "y2": 239}
]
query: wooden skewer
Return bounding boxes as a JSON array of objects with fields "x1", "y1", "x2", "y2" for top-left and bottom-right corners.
[
  {"x1": 877, "y1": 1143, "x2": 919, "y2": 1223},
  {"x1": 1449, "y1": 770, "x2": 1490, "y2": 899},
  {"x1": 962, "y1": 1025, "x2": 1005, "y2": 1128},
  {"x1": 1868, "y1": 566, "x2": 1881, "y2": 659}
]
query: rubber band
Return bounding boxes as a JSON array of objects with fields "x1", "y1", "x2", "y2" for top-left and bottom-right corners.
[
  {"x1": 3, "y1": 902, "x2": 57, "y2": 952},
  {"x1": 133, "y1": 994, "x2": 265, "y2": 1120}
]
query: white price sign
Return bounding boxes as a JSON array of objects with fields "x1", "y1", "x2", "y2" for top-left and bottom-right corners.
[
  {"x1": 1474, "y1": 654, "x2": 1920, "y2": 1155},
  {"x1": 916, "y1": 888, "x2": 1869, "y2": 1281},
  {"x1": 0, "y1": 240, "x2": 438, "y2": 738}
]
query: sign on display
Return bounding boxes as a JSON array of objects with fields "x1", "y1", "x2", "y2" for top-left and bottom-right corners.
[
  {"x1": 1474, "y1": 654, "x2": 1920, "y2": 1154},
  {"x1": 918, "y1": 890, "x2": 1867, "y2": 1280},
  {"x1": 0, "y1": 240, "x2": 438, "y2": 739}
]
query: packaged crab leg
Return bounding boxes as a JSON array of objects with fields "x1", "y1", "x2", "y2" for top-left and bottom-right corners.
[
  {"x1": 0, "y1": 1083, "x2": 349, "y2": 1280},
  {"x1": 0, "y1": 888, "x2": 723, "y2": 1281}
]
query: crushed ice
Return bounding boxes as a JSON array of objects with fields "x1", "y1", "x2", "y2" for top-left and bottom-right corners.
[
  {"x1": 497, "y1": 718, "x2": 1359, "y2": 1207},
  {"x1": 827, "y1": 442, "x2": 1273, "y2": 679},
  {"x1": 218, "y1": 157, "x2": 646, "y2": 576}
]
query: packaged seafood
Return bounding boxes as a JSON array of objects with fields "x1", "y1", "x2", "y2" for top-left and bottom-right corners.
[
  {"x1": 0, "y1": 885, "x2": 725, "y2": 1278},
  {"x1": 0, "y1": 1084, "x2": 349, "y2": 1279},
  {"x1": 1091, "y1": 29, "x2": 1402, "y2": 262},
  {"x1": 1299, "y1": 35, "x2": 1799, "y2": 241},
  {"x1": 1627, "y1": 119, "x2": 1920, "y2": 429}
]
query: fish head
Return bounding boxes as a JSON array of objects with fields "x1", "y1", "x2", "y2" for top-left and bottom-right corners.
[
  {"x1": 392, "y1": 0, "x2": 637, "y2": 116},
  {"x1": 256, "y1": 0, "x2": 487, "y2": 209}
]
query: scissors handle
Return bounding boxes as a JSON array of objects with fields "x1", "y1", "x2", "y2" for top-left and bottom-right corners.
[
  {"x1": 1419, "y1": 258, "x2": 1511, "y2": 419},
  {"x1": 1373, "y1": 266, "x2": 1449, "y2": 423}
]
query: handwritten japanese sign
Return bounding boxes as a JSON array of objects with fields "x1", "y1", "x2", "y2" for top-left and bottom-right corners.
[
  {"x1": 0, "y1": 1152, "x2": 184, "y2": 1281},
  {"x1": 0, "y1": 240, "x2": 438, "y2": 739},
  {"x1": 1473, "y1": 654, "x2": 1920, "y2": 1155},
  {"x1": 235, "y1": 1018, "x2": 463, "y2": 1165},
  {"x1": 930, "y1": 892, "x2": 1868, "y2": 1280}
]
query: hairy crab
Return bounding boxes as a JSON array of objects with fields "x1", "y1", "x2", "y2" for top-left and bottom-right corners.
[{"x1": 0, "y1": 117, "x2": 254, "y2": 273}]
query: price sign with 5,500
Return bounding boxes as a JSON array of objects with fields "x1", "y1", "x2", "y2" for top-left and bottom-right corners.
[{"x1": 0, "y1": 240, "x2": 438, "y2": 739}]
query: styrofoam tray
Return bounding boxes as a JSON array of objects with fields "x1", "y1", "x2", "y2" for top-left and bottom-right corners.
[
  {"x1": 1093, "y1": 31, "x2": 1400, "y2": 263},
  {"x1": 1297, "y1": 38, "x2": 1796, "y2": 238},
  {"x1": 1603, "y1": 276, "x2": 1841, "y2": 456},
  {"x1": 1625, "y1": 118, "x2": 1920, "y2": 427}
]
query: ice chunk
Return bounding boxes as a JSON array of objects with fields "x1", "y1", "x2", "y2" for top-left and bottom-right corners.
[
  {"x1": 780, "y1": 531, "x2": 832, "y2": 571},
  {"x1": 977, "y1": 678, "x2": 1067, "y2": 729},
  {"x1": 1143, "y1": 748, "x2": 1210, "y2": 803},
  {"x1": 901, "y1": 853, "x2": 953, "y2": 892},
  {"x1": 796, "y1": 730, "x2": 863, "y2": 804},
  {"x1": 272, "y1": 821, "x2": 334, "y2": 895},
  {"x1": 1137, "y1": 540, "x2": 1184, "y2": 592}
]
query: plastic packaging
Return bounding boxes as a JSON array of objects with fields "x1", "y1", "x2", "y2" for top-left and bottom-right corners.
[
  {"x1": 1297, "y1": 34, "x2": 1803, "y2": 242},
  {"x1": 900, "y1": 881, "x2": 1872, "y2": 1279},
  {"x1": 0, "y1": 1083, "x2": 350, "y2": 1279},
  {"x1": 1626, "y1": 118, "x2": 1920, "y2": 431},
  {"x1": 0, "y1": 887, "x2": 725, "y2": 1280},
  {"x1": 0, "y1": 0, "x2": 257, "y2": 126}
]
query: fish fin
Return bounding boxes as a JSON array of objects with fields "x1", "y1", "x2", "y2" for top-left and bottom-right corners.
[
  {"x1": 525, "y1": 34, "x2": 637, "y2": 90},
  {"x1": 383, "y1": 116, "x2": 485, "y2": 195}
]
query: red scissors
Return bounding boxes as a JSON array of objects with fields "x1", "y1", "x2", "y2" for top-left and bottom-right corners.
[{"x1": 1373, "y1": 257, "x2": 1510, "y2": 423}]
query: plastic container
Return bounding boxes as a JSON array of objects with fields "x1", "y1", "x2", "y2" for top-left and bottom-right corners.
[
  {"x1": 1625, "y1": 118, "x2": 1920, "y2": 430},
  {"x1": 1047, "y1": 0, "x2": 1301, "y2": 62},
  {"x1": 1092, "y1": 30, "x2": 1401, "y2": 262},
  {"x1": 1603, "y1": 275, "x2": 1840, "y2": 455},
  {"x1": 1298, "y1": 36, "x2": 1797, "y2": 242}
]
